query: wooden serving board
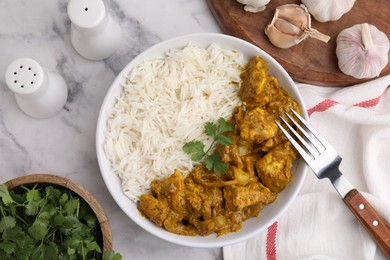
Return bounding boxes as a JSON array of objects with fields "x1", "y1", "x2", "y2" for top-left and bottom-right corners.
[{"x1": 207, "y1": 0, "x2": 390, "y2": 87}]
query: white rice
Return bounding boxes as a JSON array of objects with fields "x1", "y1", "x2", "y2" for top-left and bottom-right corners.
[{"x1": 104, "y1": 43, "x2": 244, "y2": 202}]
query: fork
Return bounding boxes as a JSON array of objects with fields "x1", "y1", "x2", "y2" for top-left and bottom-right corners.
[{"x1": 276, "y1": 108, "x2": 390, "y2": 258}]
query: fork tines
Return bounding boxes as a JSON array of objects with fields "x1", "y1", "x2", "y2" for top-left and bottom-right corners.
[{"x1": 275, "y1": 108, "x2": 327, "y2": 162}]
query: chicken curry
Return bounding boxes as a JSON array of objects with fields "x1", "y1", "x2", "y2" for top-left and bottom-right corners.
[{"x1": 138, "y1": 56, "x2": 300, "y2": 236}]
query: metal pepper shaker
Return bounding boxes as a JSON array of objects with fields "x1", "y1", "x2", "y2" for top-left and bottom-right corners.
[
  {"x1": 67, "y1": 0, "x2": 122, "y2": 60},
  {"x1": 5, "y1": 58, "x2": 68, "y2": 119}
]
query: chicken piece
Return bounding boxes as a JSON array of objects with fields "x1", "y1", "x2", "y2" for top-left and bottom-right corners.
[
  {"x1": 138, "y1": 195, "x2": 168, "y2": 227},
  {"x1": 185, "y1": 167, "x2": 225, "y2": 218},
  {"x1": 238, "y1": 107, "x2": 278, "y2": 144},
  {"x1": 232, "y1": 106, "x2": 245, "y2": 131},
  {"x1": 202, "y1": 186, "x2": 224, "y2": 219},
  {"x1": 266, "y1": 92, "x2": 300, "y2": 119},
  {"x1": 256, "y1": 142, "x2": 297, "y2": 193},
  {"x1": 163, "y1": 215, "x2": 198, "y2": 236},
  {"x1": 184, "y1": 175, "x2": 204, "y2": 213},
  {"x1": 257, "y1": 95, "x2": 300, "y2": 152},
  {"x1": 239, "y1": 57, "x2": 284, "y2": 108},
  {"x1": 239, "y1": 56, "x2": 271, "y2": 107},
  {"x1": 192, "y1": 218, "x2": 218, "y2": 236},
  {"x1": 219, "y1": 132, "x2": 247, "y2": 169},
  {"x1": 257, "y1": 131, "x2": 286, "y2": 152},
  {"x1": 157, "y1": 169, "x2": 186, "y2": 213},
  {"x1": 241, "y1": 155, "x2": 258, "y2": 178},
  {"x1": 216, "y1": 214, "x2": 243, "y2": 236},
  {"x1": 224, "y1": 181, "x2": 277, "y2": 212}
]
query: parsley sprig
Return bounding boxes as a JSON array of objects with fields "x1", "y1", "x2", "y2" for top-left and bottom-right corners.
[
  {"x1": 183, "y1": 117, "x2": 234, "y2": 174},
  {"x1": 0, "y1": 184, "x2": 121, "y2": 260}
]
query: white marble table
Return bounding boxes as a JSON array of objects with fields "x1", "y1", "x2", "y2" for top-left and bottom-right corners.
[{"x1": 0, "y1": 0, "x2": 223, "y2": 259}]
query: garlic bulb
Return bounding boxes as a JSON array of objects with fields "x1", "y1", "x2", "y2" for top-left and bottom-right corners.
[
  {"x1": 336, "y1": 23, "x2": 389, "y2": 79},
  {"x1": 265, "y1": 4, "x2": 330, "y2": 49},
  {"x1": 301, "y1": 0, "x2": 355, "y2": 22},
  {"x1": 237, "y1": 0, "x2": 270, "y2": 13}
]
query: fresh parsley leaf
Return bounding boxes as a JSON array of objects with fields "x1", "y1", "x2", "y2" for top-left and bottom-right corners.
[
  {"x1": 42, "y1": 244, "x2": 58, "y2": 259},
  {"x1": 85, "y1": 240, "x2": 102, "y2": 252},
  {"x1": 60, "y1": 215, "x2": 79, "y2": 235},
  {"x1": 2, "y1": 225, "x2": 33, "y2": 254},
  {"x1": 213, "y1": 159, "x2": 229, "y2": 174},
  {"x1": 53, "y1": 214, "x2": 67, "y2": 227},
  {"x1": 183, "y1": 141, "x2": 205, "y2": 161},
  {"x1": 218, "y1": 117, "x2": 234, "y2": 133},
  {"x1": 25, "y1": 199, "x2": 41, "y2": 216},
  {"x1": 103, "y1": 250, "x2": 123, "y2": 260},
  {"x1": 26, "y1": 188, "x2": 41, "y2": 202},
  {"x1": 216, "y1": 134, "x2": 234, "y2": 146},
  {"x1": 24, "y1": 186, "x2": 44, "y2": 216},
  {"x1": 84, "y1": 214, "x2": 97, "y2": 229},
  {"x1": 62, "y1": 233, "x2": 82, "y2": 250},
  {"x1": 59, "y1": 193, "x2": 69, "y2": 206},
  {"x1": 183, "y1": 117, "x2": 233, "y2": 174},
  {"x1": 64, "y1": 198, "x2": 80, "y2": 216},
  {"x1": 0, "y1": 240, "x2": 16, "y2": 255},
  {"x1": 0, "y1": 184, "x2": 14, "y2": 206},
  {"x1": 28, "y1": 218, "x2": 49, "y2": 240},
  {"x1": 204, "y1": 154, "x2": 228, "y2": 174},
  {"x1": 31, "y1": 243, "x2": 58, "y2": 260},
  {"x1": 204, "y1": 122, "x2": 217, "y2": 138},
  {"x1": 45, "y1": 186, "x2": 62, "y2": 205},
  {"x1": 204, "y1": 154, "x2": 219, "y2": 171},
  {"x1": 0, "y1": 216, "x2": 16, "y2": 232},
  {"x1": 67, "y1": 247, "x2": 76, "y2": 256},
  {"x1": 42, "y1": 204, "x2": 57, "y2": 218}
]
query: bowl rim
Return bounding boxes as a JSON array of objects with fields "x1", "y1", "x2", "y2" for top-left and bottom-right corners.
[
  {"x1": 4, "y1": 173, "x2": 113, "y2": 252},
  {"x1": 96, "y1": 32, "x2": 308, "y2": 248}
]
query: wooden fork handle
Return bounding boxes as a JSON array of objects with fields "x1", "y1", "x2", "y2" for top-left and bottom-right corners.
[{"x1": 343, "y1": 189, "x2": 390, "y2": 258}]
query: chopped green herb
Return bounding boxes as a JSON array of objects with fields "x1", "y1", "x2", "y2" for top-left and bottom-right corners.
[
  {"x1": 0, "y1": 183, "x2": 122, "y2": 260},
  {"x1": 183, "y1": 117, "x2": 233, "y2": 174}
]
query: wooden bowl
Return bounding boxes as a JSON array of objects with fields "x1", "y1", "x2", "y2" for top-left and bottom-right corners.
[{"x1": 4, "y1": 174, "x2": 112, "y2": 252}]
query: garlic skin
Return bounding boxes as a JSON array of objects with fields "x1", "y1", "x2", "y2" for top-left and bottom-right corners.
[
  {"x1": 301, "y1": 0, "x2": 355, "y2": 22},
  {"x1": 237, "y1": 0, "x2": 271, "y2": 13},
  {"x1": 265, "y1": 4, "x2": 330, "y2": 49},
  {"x1": 336, "y1": 23, "x2": 390, "y2": 79}
]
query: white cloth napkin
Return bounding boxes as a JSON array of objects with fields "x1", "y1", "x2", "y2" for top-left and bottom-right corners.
[{"x1": 223, "y1": 75, "x2": 390, "y2": 260}]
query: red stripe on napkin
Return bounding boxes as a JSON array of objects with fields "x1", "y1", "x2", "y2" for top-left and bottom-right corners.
[
  {"x1": 308, "y1": 99, "x2": 338, "y2": 117},
  {"x1": 266, "y1": 221, "x2": 278, "y2": 260},
  {"x1": 353, "y1": 96, "x2": 382, "y2": 108},
  {"x1": 308, "y1": 85, "x2": 389, "y2": 117}
]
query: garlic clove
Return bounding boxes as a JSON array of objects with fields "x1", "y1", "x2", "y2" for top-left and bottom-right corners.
[
  {"x1": 301, "y1": 0, "x2": 356, "y2": 23},
  {"x1": 274, "y1": 19, "x2": 301, "y2": 36},
  {"x1": 336, "y1": 23, "x2": 389, "y2": 79},
  {"x1": 275, "y1": 4, "x2": 310, "y2": 29},
  {"x1": 237, "y1": 0, "x2": 271, "y2": 13},
  {"x1": 265, "y1": 4, "x2": 330, "y2": 49},
  {"x1": 266, "y1": 22, "x2": 304, "y2": 49},
  {"x1": 244, "y1": 5, "x2": 266, "y2": 12}
]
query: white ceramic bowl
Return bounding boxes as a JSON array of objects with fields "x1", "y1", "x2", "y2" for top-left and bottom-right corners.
[{"x1": 96, "y1": 33, "x2": 308, "y2": 248}]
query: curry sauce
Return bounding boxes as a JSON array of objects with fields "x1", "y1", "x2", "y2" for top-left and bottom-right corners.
[{"x1": 138, "y1": 56, "x2": 299, "y2": 236}]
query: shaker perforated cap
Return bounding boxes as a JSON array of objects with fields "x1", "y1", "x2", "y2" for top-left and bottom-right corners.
[
  {"x1": 67, "y1": 0, "x2": 106, "y2": 30},
  {"x1": 5, "y1": 58, "x2": 45, "y2": 95},
  {"x1": 5, "y1": 58, "x2": 68, "y2": 118}
]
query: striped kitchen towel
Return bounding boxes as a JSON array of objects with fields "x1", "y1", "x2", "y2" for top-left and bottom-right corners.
[{"x1": 223, "y1": 75, "x2": 390, "y2": 260}]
